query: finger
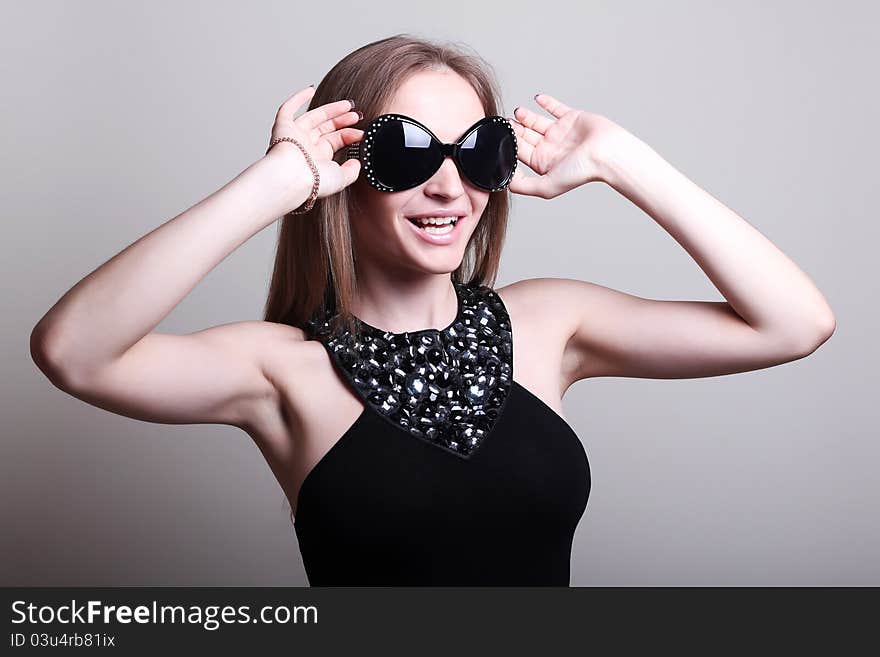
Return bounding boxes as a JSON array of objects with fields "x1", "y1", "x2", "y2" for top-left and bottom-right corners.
[
  {"x1": 509, "y1": 116, "x2": 542, "y2": 147},
  {"x1": 321, "y1": 126, "x2": 364, "y2": 154},
  {"x1": 508, "y1": 168, "x2": 547, "y2": 198},
  {"x1": 513, "y1": 106, "x2": 553, "y2": 135},
  {"x1": 508, "y1": 118, "x2": 539, "y2": 169},
  {"x1": 313, "y1": 110, "x2": 362, "y2": 140},
  {"x1": 339, "y1": 157, "x2": 362, "y2": 187},
  {"x1": 534, "y1": 93, "x2": 574, "y2": 119},
  {"x1": 299, "y1": 98, "x2": 357, "y2": 131},
  {"x1": 275, "y1": 86, "x2": 316, "y2": 125}
]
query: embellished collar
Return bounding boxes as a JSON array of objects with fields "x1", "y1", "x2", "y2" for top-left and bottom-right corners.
[{"x1": 303, "y1": 281, "x2": 513, "y2": 458}]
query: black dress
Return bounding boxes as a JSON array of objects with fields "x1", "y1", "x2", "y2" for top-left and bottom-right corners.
[{"x1": 294, "y1": 280, "x2": 591, "y2": 586}]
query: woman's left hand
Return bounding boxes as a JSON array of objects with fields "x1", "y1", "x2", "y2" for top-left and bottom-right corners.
[{"x1": 507, "y1": 93, "x2": 628, "y2": 198}]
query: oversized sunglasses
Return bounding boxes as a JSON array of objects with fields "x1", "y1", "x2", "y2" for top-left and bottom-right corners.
[{"x1": 345, "y1": 113, "x2": 518, "y2": 192}]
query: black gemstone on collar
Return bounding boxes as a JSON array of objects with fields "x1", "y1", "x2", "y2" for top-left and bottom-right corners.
[{"x1": 303, "y1": 281, "x2": 513, "y2": 458}]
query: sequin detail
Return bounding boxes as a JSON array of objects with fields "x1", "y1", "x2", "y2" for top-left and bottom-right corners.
[{"x1": 303, "y1": 282, "x2": 513, "y2": 458}]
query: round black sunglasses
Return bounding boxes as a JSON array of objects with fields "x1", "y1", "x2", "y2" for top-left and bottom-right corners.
[{"x1": 345, "y1": 113, "x2": 518, "y2": 192}]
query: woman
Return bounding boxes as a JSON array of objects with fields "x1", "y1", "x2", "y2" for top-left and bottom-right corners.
[{"x1": 30, "y1": 35, "x2": 835, "y2": 586}]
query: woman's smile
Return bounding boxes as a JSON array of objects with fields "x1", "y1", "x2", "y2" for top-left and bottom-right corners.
[{"x1": 404, "y1": 213, "x2": 467, "y2": 245}]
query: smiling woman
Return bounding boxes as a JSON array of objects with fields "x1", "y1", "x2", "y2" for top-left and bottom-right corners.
[
  {"x1": 30, "y1": 31, "x2": 834, "y2": 590},
  {"x1": 254, "y1": 35, "x2": 596, "y2": 585},
  {"x1": 262, "y1": 37, "x2": 515, "y2": 341}
]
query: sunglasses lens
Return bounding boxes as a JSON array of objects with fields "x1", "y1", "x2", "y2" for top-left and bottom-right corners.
[
  {"x1": 370, "y1": 118, "x2": 443, "y2": 191},
  {"x1": 457, "y1": 120, "x2": 516, "y2": 189}
]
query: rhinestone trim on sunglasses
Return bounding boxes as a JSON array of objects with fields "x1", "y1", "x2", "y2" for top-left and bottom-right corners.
[{"x1": 346, "y1": 114, "x2": 518, "y2": 192}]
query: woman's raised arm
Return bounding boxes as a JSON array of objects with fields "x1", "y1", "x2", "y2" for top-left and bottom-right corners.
[{"x1": 30, "y1": 86, "x2": 363, "y2": 428}]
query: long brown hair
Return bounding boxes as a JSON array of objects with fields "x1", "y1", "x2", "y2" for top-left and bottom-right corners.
[{"x1": 262, "y1": 33, "x2": 512, "y2": 338}]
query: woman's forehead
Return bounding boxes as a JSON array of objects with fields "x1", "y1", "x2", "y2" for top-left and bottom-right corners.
[
  {"x1": 378, "y1": 112, "x2": 488, "y2": 142},
  {"x1": 380, "y1": 74, "x2": 486, "y2": 142}
]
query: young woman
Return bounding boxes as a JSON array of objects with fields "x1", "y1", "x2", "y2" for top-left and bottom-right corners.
[{"x1": 30, "y1": 35, "x2": 835, "y2": 586}]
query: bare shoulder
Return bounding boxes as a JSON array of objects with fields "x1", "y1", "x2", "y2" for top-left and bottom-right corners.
[
  {"x1": 227, "y1": 319, "x2": 317, "y2": 429},
  {"x1": 245, "y1": 319, "x2": 328, "y2": 385},
  {"x1": 221, "y1": 319, "x2": 307, "y2": 379},
  {"x1": 493, "y1": 277, "x2": 590, "y2": 394},
  {"x1": 494, "y1": 277, "x2": 565, "y2": 309},
  {"x1": 494, "y1": 276, "x2": 585, "y2": 338},
  {"x1": 238, "y1": 319, "x2": 342, "y2": 434},
  {"x1": 494, "y1": 276, "x2": 650, "y2": 384}
]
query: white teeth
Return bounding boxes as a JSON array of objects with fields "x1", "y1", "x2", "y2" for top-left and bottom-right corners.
[
  {"x1": 409, "y1": 216, "x2": 459, "y2": 226},
  {"x1": 422, "y1": 223, "x2": 454, "y2": 234}
]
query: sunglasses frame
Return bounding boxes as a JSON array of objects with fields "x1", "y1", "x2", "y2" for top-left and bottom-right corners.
[{"x1": 345, "y1": 113, "x2": 518, "y2": 192}]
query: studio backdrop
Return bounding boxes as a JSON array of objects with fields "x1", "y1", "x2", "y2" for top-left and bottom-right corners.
[{"x1": 2, "y1": 0, "x2": 875, "y2": 585}]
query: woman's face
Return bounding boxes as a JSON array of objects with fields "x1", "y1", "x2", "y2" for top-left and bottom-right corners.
[{"x1": 349, "y1": 69, "x2": 491, "y2": 278}]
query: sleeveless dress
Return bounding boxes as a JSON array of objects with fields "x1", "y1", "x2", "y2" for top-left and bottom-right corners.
[{"x1": 295, "y1": 280, "x2": 591, "y2": 586}]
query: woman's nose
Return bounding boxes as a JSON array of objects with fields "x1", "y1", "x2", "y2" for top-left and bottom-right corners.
[{"x1": 423, "y1": 156, "x2": 466, "y2": 197}]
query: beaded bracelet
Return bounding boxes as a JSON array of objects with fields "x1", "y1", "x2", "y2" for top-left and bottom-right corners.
[{"x1": 265, "y1": 137, "x2": 320, "y2": 215}]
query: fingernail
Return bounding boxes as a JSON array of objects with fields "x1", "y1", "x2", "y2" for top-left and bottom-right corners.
[
  {"x1": 346, "y1": 98, "x2": 356, "y2": 108},
  {"x1": 355, "y1": 110, "x2": 364, "y2": 120},
  {"x1": 534, "y1": 93, "x2": 542, "y2": 100}
]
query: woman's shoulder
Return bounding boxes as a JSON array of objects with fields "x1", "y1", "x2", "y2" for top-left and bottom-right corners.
[
  {"x1": 231, "y1": 318, "x2": 309, "y2": 345},
  {"x1": 235, "y1": 319, "x2": 328, "y2": 381},
  {"x1": 492, "y1": 277, "x2": 595, "y2": 346},
  {"x1": 493, "y1": 276, "x2": 588, "y2": 314}
]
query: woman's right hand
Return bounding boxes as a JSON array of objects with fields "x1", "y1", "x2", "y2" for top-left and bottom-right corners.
[{"x1": 265, "y1": 85, "x2": 364, "y2": 204}]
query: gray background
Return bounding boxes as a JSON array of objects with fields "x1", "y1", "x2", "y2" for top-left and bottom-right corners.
[{"x1": 2, "y1": 0, "x2": 875, "y2": 585}]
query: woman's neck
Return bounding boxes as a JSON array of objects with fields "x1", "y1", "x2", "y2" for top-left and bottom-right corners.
[{"x1": 350, "y1": 273, "x2": 459, "y2": 334}]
